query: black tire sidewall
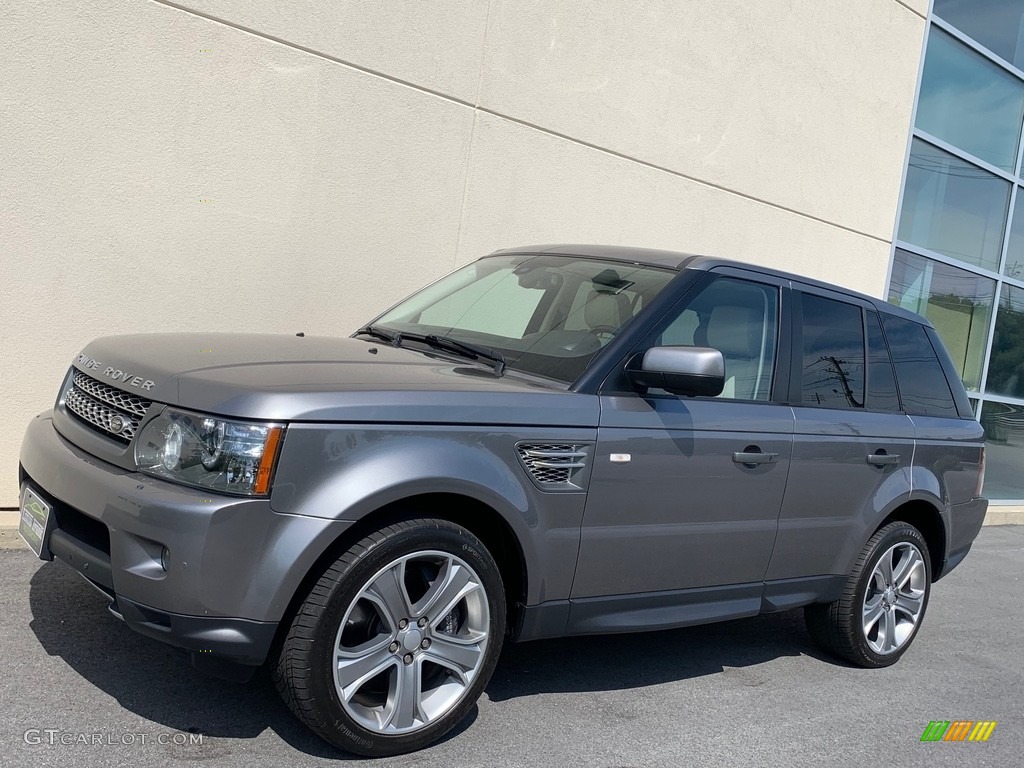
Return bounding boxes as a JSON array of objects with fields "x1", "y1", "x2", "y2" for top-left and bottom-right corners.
[
  {"x1": 305, "y1": 521, "x2": 505, "y2": 756},
  {"x1": 851, "y1": 522, "x2": 931, "y2": 667}
]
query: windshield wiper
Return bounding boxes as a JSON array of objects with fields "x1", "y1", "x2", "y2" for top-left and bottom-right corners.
[
  {"x1": 403, "y1": 332, "x2": 506, "y2": 376},
  {"x1": 354, "y1": 325, "x2": 402, "y2": 346},
  {"x1": 354, "y1": 327, "x2": 506, "y2": 375}
]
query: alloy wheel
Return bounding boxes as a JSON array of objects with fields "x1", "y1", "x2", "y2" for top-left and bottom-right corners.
[
  {"x1": 332, "y1": 550, "x2": 490, "y2": 734},
  {"x1": 861, "y1": 542, "x2": 927, "y2": 655}
]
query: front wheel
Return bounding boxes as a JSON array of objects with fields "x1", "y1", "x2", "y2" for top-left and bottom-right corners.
[
  {"x1": 805, "y1": 521, "x2": 931, "y2": 668},
  {"x1": 273, "y1": 518, "x2": 506, "y2": 757}
]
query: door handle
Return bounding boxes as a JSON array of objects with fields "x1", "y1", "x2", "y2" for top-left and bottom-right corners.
[
  {"x1": 733, "y1": 450, "x2": 779, "y2": 467},
  {"x1": 867, "y1": 451, "x2": 900, "y2": 467}
]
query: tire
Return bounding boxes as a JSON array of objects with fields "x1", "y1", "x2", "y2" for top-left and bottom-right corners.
[
  {"x1": 273, "y1": 518, "x2": 506, "y2": 757},
  {"x1": 804, "y1": 521, "x2": 931, "y2": 668}
]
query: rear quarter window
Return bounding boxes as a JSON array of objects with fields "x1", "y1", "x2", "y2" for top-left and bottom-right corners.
[{"x1": 880, "y1": 314, "x2": 959, "y2": 418}]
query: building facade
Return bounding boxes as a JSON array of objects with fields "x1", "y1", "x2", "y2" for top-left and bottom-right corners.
[
  {"x1": 14, "y1": 1, "x2": 1020, "y2": 516},
  {"x1": 888, "y1": 0, "x2": 1024, "y2": 504}
]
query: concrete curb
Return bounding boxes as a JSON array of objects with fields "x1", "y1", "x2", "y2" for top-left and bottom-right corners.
[{"x1": 982, "y1": 507, "x2": 1024, "y2": 526}]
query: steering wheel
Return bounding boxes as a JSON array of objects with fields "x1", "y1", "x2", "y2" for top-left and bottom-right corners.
[{"x1": 588, "y1": 325, "x2": 619, "y2": 343}]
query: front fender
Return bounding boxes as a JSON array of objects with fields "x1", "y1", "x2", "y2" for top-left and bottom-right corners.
[{"x1": 270, "y1": 424, "x2": 597, "y2": 604}]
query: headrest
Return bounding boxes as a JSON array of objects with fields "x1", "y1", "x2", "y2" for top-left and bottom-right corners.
[
  {"x1": 705, "y1": 306, "x2": 761, "y2": 359},
  {"x1": 584, "y1": 290, "x2": 630, "y2": 331}
]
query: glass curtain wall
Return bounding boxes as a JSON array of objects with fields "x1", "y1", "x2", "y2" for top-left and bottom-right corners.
[{"x1": 890, "y1": 1, "x2": 1024, "y2": 501}]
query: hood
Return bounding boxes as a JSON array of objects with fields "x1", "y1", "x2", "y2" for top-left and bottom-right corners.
[{"x1": 71, "y1": 333, "x2": 597, "y2": 426}]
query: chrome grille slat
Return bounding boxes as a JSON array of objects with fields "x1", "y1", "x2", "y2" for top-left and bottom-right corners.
[
  {"x1": 522, "y1": 449, "x2": 588, "y2": 460},
  {"x1": 529, "y1": 460, "x2": 586, "y2": 469},
  {"x1": 64, "y1": 371, "x2": 151, "y2": 443},
  {"x1": 72, "y1": 370, "x2": 151, "y2": 417},
  {"x1": 517, "y1": 443, "x2": 590, "y2": 488}
]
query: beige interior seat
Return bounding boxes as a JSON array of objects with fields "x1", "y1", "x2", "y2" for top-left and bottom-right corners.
[
  {"x1": 702, "y1": 305, "x2": 764, "y2": 400},
  {"x1": 583, "y1": 290, "x2": 631, "y2": 335}
]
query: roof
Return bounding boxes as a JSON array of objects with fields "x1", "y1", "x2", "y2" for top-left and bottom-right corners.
[
  {"x1": 489, "y1": 243, "x2": 699, "y2": 269},
  {"x1": 488, "y1": 243, "x2": 927, "y2": 326}
]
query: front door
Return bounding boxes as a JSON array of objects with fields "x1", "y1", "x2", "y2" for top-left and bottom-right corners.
[{"x1": 569, "y1": 273, "x2": 794, "y2": 630}]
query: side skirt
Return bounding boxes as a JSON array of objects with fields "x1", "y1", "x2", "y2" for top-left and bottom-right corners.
[{"x1": 513, "y1": 575, "x2": 847, "y2": 641}]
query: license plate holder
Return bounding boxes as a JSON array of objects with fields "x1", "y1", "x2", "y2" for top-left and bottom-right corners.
[{"x1": 19, "y1": 485, "x2": 54, "y2": 560}]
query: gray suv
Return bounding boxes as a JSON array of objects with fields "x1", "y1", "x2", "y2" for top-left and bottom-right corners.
[{"x1": 18, "y1": 245, "x2": 987, "y2": 756}]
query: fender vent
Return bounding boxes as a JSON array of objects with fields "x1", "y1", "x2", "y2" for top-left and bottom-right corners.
[{"x1": 516, "y1": 443, "x2": 589, "y2": 489}]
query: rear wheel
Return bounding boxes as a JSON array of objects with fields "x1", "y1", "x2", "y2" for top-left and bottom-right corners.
[
  {"x1": 805, "y1": 521, "x2": 931, "y2": 668},
  {"x1": 274, "y1": 518, "x2": 505, "y2": 756}
]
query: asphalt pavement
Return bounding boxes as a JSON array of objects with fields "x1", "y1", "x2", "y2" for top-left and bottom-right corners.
[{"x1": 1, "y1": 527, "x2": 1022, "y2": 768}]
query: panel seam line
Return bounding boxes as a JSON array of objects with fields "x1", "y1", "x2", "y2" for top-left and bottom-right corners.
[
  {"x1": 891, "y1": 0, "x2": 926, "y2": 19},
  {"x1": 452, "y1": 0, "x2": 494, "y2": 267},
  {"x1": 150, "y1": 0, "x2": 889, "y2": 245}
]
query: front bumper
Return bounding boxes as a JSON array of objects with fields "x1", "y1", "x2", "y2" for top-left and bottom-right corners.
[{"x1": 20, "y1": 414, "x2": 352, "y2": 665}]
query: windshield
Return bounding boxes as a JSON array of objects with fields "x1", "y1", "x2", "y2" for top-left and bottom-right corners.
[{"x1": 368, "y1": 254, "x2": 676, "y2": 383}]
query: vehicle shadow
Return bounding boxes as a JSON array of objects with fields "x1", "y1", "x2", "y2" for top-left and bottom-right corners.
[
  {"x1": 27, "y1": 561, "x2": 352, "y2": 758},
  {"x1": 488, "y1": 609, "x2": 842, "y2": 703},
  {"x1": 28, "y1": 561, "x2": 840, "y2": 758}
]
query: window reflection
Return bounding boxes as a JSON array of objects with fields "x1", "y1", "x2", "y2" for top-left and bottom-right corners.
[
  {"x1": 980, "y1": 401, "x2": 1024, "y2": 499},
  {"x1": 934, "y1": 0, "x2": 1024, "y2": 70},
  {"x1": 917, "y1": 29, "x2": 1024, "y2": 172},
  {"x1": 888, "y1": 249, "x2": 995, "y2": 392},
  {"x1": 800, "y1": 295, "x2": 864, "y2": 409},
  {"x1": 898, "y1": 139, "x2": 1009, "y2": 271},
  {"x1": 1003, "y1": 192, "x2": 1024, "y2": 279},
  {"x1": 986, "y1": 285, "x2": 1024, "y2": 398}
]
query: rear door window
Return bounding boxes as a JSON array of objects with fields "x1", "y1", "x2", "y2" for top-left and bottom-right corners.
[{"x1": 799, "y1": 294, "x2": 865, "y2": 409}]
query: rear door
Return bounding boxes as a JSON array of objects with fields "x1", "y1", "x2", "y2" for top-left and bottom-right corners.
[{"x1": 765, "y1": 290, "x2": 915, "y2": 594}]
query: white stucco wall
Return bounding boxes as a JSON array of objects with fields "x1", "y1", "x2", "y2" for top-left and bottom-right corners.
[{"x1": 0, "y1": 0, "x2": 925, "y2": 506}]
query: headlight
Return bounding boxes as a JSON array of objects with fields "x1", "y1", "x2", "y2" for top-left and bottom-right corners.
[
  {"x1": 135, "y1": 408, "x2": 284, "y2": 496},
  {"x1": 199, "y1": 417, "x2": 227, "y2": 470}
]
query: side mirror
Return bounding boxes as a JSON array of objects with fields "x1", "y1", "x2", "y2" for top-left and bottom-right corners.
[{"x1": 627, "y1": 346, "x2": 725, "y2": 397}]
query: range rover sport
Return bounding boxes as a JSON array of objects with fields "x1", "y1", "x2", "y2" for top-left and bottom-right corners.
[{"x1": 18, "y1": 244, "x2": 987, "y2": 756}]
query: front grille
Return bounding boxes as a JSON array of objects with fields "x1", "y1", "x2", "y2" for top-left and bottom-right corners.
[
  {"x1": 516, "y1": 443, "x2": 589, "y2": 489},
  {"x1": 72, "y1": 370, "x2": 150, "y2": 417},
  {"x1": 64, "y1": 371, "x2": 152, "y2": 443}
]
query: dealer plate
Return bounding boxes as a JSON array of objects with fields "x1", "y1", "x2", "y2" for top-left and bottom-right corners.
[{"x1": 18, "y1": 485, "x2": 52, "y2": 559}]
